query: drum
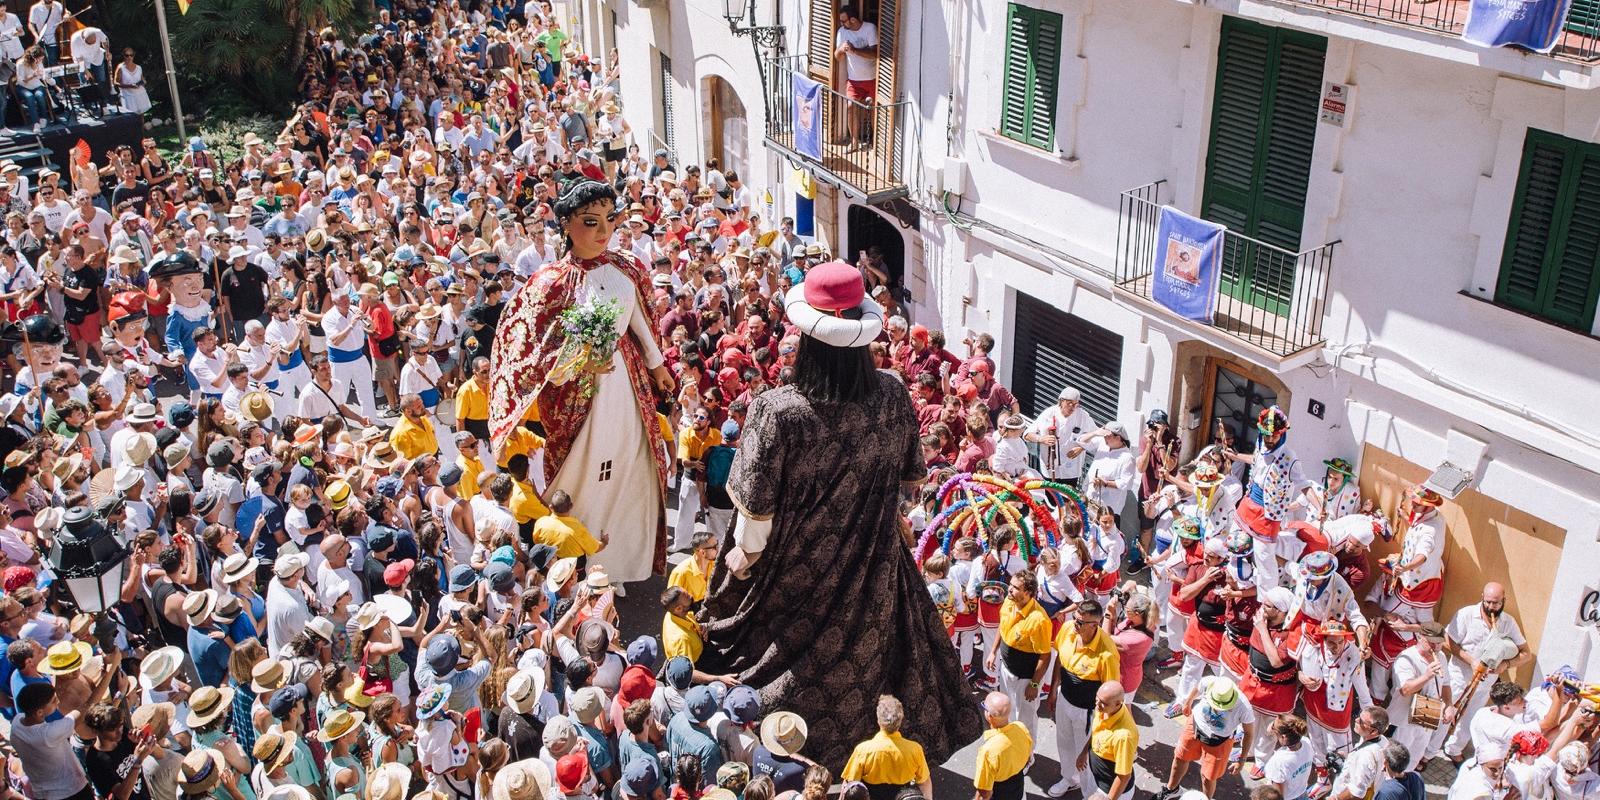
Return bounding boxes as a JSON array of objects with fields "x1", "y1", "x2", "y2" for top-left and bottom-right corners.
[
  {"x1": 977, "y1": 580, "x2": 1008, "y2": 606},
  {"x1": 1409, "y1": 695, "x2": 1446, "y2": 730}
]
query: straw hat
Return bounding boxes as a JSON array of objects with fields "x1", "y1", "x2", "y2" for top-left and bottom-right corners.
[
  {"x1": 758, "y1": 711, "x2": 809, "y2": 757},
  {"x1": 186, "y1": 685, "x2": 236, "y2": 727},
  {"x1": 179, "y1": 749, "x2": 227, "y2": 794},
  {"x1": 251, "y1": 658, "x2": 288, "y2": 693},
  {"x1": 40, "y1": 641, "x2": 92, "y2": 676},
  {"x1": 252, "y1": 729, "x2": 299, "y2": 774},
  {"x1": 241, "y1": 391, "x2": 274, "y2": 423},
  {"x1": 182, "y1": 589, "x2": 217, "y2": 626},
  {"x1": 139, "y1": 645, "x2": 185, "y2": 690},
  {"x1": 364, "y1": 443, "x2": 398, "y2": 470},
  {"x1": 491, "y1": 760, "x2": 553, "y2": 800},
  {"x1": 121, "y1": 430, "x2": 158, "y2": 464},
  {"x1": 368, "y1": 762, "x2": 413, "y2": 800},
  {"x1": 130, "y1": 702, "x2": 175, "y2": 739},
  {"x1": 317, "y1": 708, "x2": 366, "y2": 742},
  {"x1": 51, "y1": 452, "x2": 86, "y2": 482},
  {"x1": 351, "y1": 602, "x2": 384, "y2": 631},
  {"x1": 221, "y1": 553, "x2": 259, "y2": 585},
  {"x1": 415, "y1": 303, "x2": 441, "y2": 321}
]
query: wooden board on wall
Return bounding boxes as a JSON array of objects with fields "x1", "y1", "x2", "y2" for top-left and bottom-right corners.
[{"x1": 1357, "y1": 444, "x2": 1566, "y2": 684}]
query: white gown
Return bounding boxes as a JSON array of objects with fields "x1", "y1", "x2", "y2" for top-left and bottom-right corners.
[
  {"x1": 548, "y1": 261, "x2": 665, "y2": 584},
  {"x1": 116, "y1": 63, "x2": 151, "y2": 113}
]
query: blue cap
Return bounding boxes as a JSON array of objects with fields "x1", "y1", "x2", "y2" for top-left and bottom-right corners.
[
  {"x1": 447, "y1": 564, "x2": 479, "y2": 593},
  {"x1": 189, "y1": 137, "x2": 206, "y2": 151},
  {"x1": 375, "y1": 475, "x2": 404, "y2": 498},
  {"x1": 490, "y1": 545, "x2": 517, "y2": 566},
  {"x1": 268, "y1": 683, "x2": 308, "y2": 719},
  {"x1": 724, "y1": 685, "x2": 761, "y2": 725},
  {"x1": 665, "y1": 656, "x2": 693, "y2": 690},
  {"x1": 439, "y1": 464, "x2": 464, "y2": 487},
  {"x1": 685, "y1": 685, "x2": 718, "y2": 723},
  {"x1": 620, "y1": 756, "x2": 660, "y2": 797},
  {"x1": 626, "y1": 636, "x2": 661, "y2": 671},
  {"x1": 425, "y1": 633, "x2": 462, "y2": 675},
  {"x1": 483, "y1": 561, "x2": 515, "y2": 592},
  {"x1": 720, "y1": 420, "x2": 740, "y2": 441}
]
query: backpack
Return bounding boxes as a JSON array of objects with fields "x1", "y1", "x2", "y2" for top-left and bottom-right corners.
[{"x1": 704, "y1": 444, "x2": 735, "y2": 490}]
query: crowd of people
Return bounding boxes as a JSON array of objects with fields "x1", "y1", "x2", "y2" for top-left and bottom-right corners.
[{"x1": 0, "y1": 2, "x2": 1590, "y2": 800}]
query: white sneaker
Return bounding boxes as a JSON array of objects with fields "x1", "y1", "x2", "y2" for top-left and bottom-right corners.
[{"x1": 1046, "y1": 778, "x2": 1076, "y2": 798}]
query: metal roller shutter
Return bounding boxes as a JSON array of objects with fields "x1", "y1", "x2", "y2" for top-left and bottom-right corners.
[{"x1": 1010, "y1": 293, "x2": 1123, "y2": 425}]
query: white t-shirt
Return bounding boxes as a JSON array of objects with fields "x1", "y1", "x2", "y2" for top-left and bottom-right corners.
[
  {"x1": 11, "y1": 717, "x2": 86, "y2": 800},
  {"x1": 1446, "y1": 605, "x2": 1527, "y2": 689},
  {"x1": 265, "y1": 577, "x2": 313, "y2": 655},
  {"x1": 298, "y1": 378, "x2": 351, "y2": 421},
  {"x1": 1264, "y1": 743, "x2": 1314, "y2": 800},
  {"x1": 1191, "y1": 675, "x2": 1257, "y2": 740},
  {"x1": 835, "y1": 22, "x2": 878, "y2": 82}
]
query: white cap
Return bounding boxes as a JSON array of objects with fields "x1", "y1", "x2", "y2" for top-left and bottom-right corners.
[
  {"x1": 228, "y1": 245, "x2": 249, "y2": 260},
  {"x1": 113, "y1": 464, "x2": 145, "y2": 492}
]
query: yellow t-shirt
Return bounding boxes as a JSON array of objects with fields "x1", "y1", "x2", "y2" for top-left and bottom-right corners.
[
  {"x1": 677, "y1": 426, "x2": 723, "y2": 463},
  {"x1": 532, "y1": 513, "x2": 601, "y2": 559},
  {"x1": 662, "y1": 612, "x2": 703, "y2": 663},
  {"x1": 1056, "y1": 626, "x2": 1121, "y2": 683},
  {"x1": 510, "y1": 479, "x2": 551, "y2": 524},
  {"x1": 457, "y1": 453, "x2": 484, "y2": 499},
  {"x1": 999, "y1": 597, "x2": 1052, "y2": 655},
  {"x1": 840, "y1": 731, "x2": 930, "y2": 787},
  {"x1": 389, "y1": 416, "x2": 439, "y2": 460},
  {"x1": 1090, "y1": 704, "x2": 1138, "y2": 776},
  {"x1": 668, "y1": 557, "x2": 709, "y2": 602},
  {"x1": 973, "y1": 722, "x2": 1032, "y2": 791},
  {"x1": 500, "y1": 426, "x2": 547, "y2": 468},
  {"x1": 454, "y1": 377, "x2": 490, "y2": 423}
]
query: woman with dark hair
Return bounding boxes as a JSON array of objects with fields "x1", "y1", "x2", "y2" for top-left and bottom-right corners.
[
  {"x1": 487, "y1": 179, "x2": 675, "y2": 586},
  {"x1": 699, "y1": 260, "x2": 981, "y2": 770}
]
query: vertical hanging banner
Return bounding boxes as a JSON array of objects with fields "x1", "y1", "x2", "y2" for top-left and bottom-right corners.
[
  {"x1": 1463, "y1": 0, "x2": 1574, "y2": 53},
  {"x1": 1151, "y1": 206, "x2": 1224, "y2": 324},
  {"x1": 791, "y1": 73, "x2": 823, "y2": 160}
]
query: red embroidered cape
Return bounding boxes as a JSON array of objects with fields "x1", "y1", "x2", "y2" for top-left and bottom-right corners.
[{"x1": 487, "y1": 249, "x2": 670, "y2": 568}]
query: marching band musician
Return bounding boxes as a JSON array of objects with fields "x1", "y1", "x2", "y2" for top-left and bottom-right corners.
[
  {"x1": 1443, "y1": 583, "x2": 1533, "y2": 763},
  {"x1": 1023, "y1": 386, "x2": 1097, "y2": 488},
  {"x1": 1385, "y1": 622, "x2": 1456, "y2": 772}
]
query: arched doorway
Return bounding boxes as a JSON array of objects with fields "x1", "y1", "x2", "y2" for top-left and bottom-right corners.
[
  {"x1": 846, "y1": 204, "x2": 904, "y2": 293},
  {"x1": 700, "y1": 76, "x2": 748, "y2": 180}
]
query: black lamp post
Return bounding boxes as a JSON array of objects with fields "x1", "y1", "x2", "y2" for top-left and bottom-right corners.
[
  {"x1": 722, "y1": 0, "x2": 784, "y2": 49},
  {"x1": 48, "y1": 507, "x2": 129, "y2": 649}
]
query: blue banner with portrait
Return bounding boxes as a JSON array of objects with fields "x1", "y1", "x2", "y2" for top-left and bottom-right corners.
[
  {"x1": 792, "y1": 73, "x2": 823, "y2": 160},
  {"x1": 1464, "y1": 0, "x2": 1573, "y2": 53},
  {"x1": 1151, "y1": 206, "x2": 1224, "y2": 324}
]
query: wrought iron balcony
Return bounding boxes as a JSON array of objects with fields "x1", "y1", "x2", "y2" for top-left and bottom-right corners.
[
  {"x1": 761, "y1": 56, "x2": 908, "y2": 203},
  {"x1": 1261, "y1": 0, "x2": 1600, "y2": 62},
  {"x1": 1114, "y1": 180, "x2": 1337, "y2": 360}
]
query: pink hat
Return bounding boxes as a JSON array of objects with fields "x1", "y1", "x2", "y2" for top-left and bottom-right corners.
[
  {"x1": 783, "y1": 260, "x2": 884, "y2": 348},
  {"x1": 802, "y1": 261, "x2": 865, "y2": 313}
]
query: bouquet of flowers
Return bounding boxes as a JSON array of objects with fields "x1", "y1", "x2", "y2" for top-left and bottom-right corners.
[{"x1": 548, "y1": 298, "x2": 624, "y2": 397}]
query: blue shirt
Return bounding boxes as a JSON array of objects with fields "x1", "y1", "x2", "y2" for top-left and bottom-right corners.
[
  {"x1": 240, "y1": 494, "x2": 285, "y2": 562},
  {"x1": 665, "y1": 713, "x2": 722, "y2": 789},
  {"x1": 187, "y1": 625, "x2": 231, "y2": 686},
  {"x1": 752, "y1": 746, "x2": 807, "y2": 795},
  {"x1": 1374, "y1": 773, "x2": 1425, "y2": 800},
  {"x1": 576, "y1": 721, "x2": 615, "y2": 776}
]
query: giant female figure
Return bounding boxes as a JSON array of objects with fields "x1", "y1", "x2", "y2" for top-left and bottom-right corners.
[
  {"x1": 700, "y1": 260, "x2": 982, "y2": 770},
  {"x1": 487, "y1": 181, "x2": 675, "y2": 583}
]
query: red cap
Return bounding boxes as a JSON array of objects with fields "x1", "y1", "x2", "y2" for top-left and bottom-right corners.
[
  {"x1": 967, "y1": 359, "x2": 991, "y2": 375},
  {"x1": 107, "y1": 291, "x2": 149, "y2": 325},
  {"x1": 555, "y1": 751, "x2": 590, "y2": 794},
  {"x1": 955, "y1": 381, "x2": 978, "y2": 402},
  {"x1": 618, "y1": 664, "x2": 656, "y2": 703},
  {"x1": 801, "y1": 260, "x2": 865, "y2": 313},
  {"x1": 3, "y1": 566, "x2": 36, "y2": 593},
  {"x1": 717, "y1": 367, "x2": 740, "y2": 383},
  {"x1": 384, "y1": 558, "x2": 415, "y2": 588}
]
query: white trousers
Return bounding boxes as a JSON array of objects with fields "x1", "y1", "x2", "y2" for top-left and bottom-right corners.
[
  {"x1": 331, "y1": 355, "x2": 378, "y2": 419},
  {"x1": 274, "y1": 365, "x2": 311, "y2": 424},
  {"x1": 1055, "y1": 699, "x2": 1092, "y2": 788},
  {"x1": 1445, "y1": 676, "x2": 1495, "y2": 757},
  {"x1": 1390, "y1": 716, "x2": 1448, "y2": 771},
  {"x1": 1165, "y1": 602, "x2": 1190, "y2": 655},
  {"x1": 1307, "y1": 718, "x2": 1350, "y2": 767},
  {"x1": 674, "y1": 478, "x2": 703, "y2": 551},
  {"x1": 998, "y1": 660, "x2": 1040, "y2": 740},
  {"x1": 1176, "y1": 653, "x2": 1221, "y2": 702},
  {"x1": 705, "y1": 506, "x2": 734, "y2": 541}
]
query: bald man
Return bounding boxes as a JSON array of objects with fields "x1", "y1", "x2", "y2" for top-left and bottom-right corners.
[
  {"x1": 1441, "y1": 582, "x2": 1530, "y2": 760},
  {"x1": 1081, "y1": 681, "x2": 1138, "y2": 799},
  {"x1": 975, "y1": 692, "x2": 1031, "y2": 800}
]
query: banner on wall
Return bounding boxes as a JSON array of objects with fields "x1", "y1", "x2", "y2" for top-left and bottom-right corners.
[
  {"x1": 791, "y1": 73, "x2": 823, "y2": 160},
  {"x1": 1151, "y1": 206, "x2": 1224, "y2": 324},
  {"x1": 1463, "y1": 0, "x2": 1574, "y2": 53}
]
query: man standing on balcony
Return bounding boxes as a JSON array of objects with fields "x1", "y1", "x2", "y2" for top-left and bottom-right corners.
[{"x1": 834, "y1": 7, "x2": 878, "y2": 152}]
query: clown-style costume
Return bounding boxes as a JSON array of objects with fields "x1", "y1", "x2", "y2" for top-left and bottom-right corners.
[
  {"x1": 1394, "y1": 503, "x2": 1447, "y2": 612},
  {"x1": 1300, "y1": 628, "x2": 1372, "y2": 765},
  {"x1": 1283, "y1": 555, "x2": 1367, "y2": 631},
  {"x1": 488, "y1": 249, "x2": 670, "y2": 584},
  {"x1": 1233, "y1": 408, "x2": 1312, "y2": 587},
  {"x1": 1298, "y1": 458, "x2": 1360, "y2": 523},
  {"x1": 1076, "y1": 520, "x2": 1124, "y2": 604}
]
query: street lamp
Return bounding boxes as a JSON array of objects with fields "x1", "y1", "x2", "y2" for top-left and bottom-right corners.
[
  {"x1": 722, "y1": 0, "x2": 784, "y2": 49},
  {"x1": 48, "y1": 507, "x2": 129, "y2": 648}
]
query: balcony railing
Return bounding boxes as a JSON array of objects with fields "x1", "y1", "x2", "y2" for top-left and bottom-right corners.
[
  {"x1": 1114, "y1": 181, "x2": 1337, "y2": 359},
  {"x1": 762, "y1": 55, "x2": 909, "y2": 203},
  {"x1": 1264, "y1": 0, "x2": 1600, "y2": 62}
]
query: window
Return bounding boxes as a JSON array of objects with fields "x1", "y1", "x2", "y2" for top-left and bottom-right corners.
[
  {"x1": 999, "y1": 3, "x2": 1062, "y2": 151},
  {"x1": 659, "y1": 53, "x2": 676, "y2": 156},
  {"x1": 1497, "y1": 129, "x2": 1600, "y2": 330}
]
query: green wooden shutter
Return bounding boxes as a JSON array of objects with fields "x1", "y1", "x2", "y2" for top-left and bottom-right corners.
[
  {"x1": 1567, "y1": 0, "x2": 1600, "y2": 36},
  {"x1": 999, "y1": 4, "x2": 1062, "y2": 151},
  {"x1": 1200, "y1": 16, "x2": 1325, "y2": 316},
  {"x1": 1497, "y1": 131, "x2": 1600, "y2": 330}
]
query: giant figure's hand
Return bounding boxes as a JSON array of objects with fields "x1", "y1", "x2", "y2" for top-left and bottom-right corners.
[
  {"x1": 726, "y1": 546, "x2": 760, "y2": 579},
  {"x1": 651, "y1": 364, "x2": 675, "y2": 394}
]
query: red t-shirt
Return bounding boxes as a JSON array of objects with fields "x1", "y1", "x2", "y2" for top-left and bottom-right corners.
[{"x1": 366, "y1": 304, "x2": 396, "y2": 359}]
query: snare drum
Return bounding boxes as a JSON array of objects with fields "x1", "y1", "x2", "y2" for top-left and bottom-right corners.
[{"x1": 1409, "y1": 695, "x2": 1446, "y2": 730}]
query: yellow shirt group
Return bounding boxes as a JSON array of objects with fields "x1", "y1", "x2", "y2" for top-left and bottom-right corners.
[
  {"x1": 999, "y1": 597, "x2": 1052, "y2": 655},
  {"x1": 661, "y1": 611, "x2": 703, "y2": 663},
  {"x1": 390, "y1": 415, "x2": 439, "y2": 460},
  {"x1": 454, "y1": 378, "x2": 490, "y2": 425},
  {"x1": 510, "y1": 479, "x2": 551, "y2": 523},
  {"x1": 457, "y1": 453, "x2": 484, "y2": 499},
  {"x1": 500, "y1": 427, "x2": 547, "y2": 469},
  {"x1": 1056, "y1": 626, "x2": 1121, "y2": 683},
  {"x1": 973, "y1": 722, "x2": 1033, "y2": 792},
  {"x1": 677, "y1": 426, "x2": 723, "y2": 464},
  {"x1": 1090, "y1": 704, "x2": 1139, "y2": 777},
  {"x1": 840, "y1": 731, "x2": 930, "y2": 787},
  {"x1": 533, "y1": 513, "x2": 601, "y2": 559},
  {"x1": 668, "y1": 557, "x2": 711, "y2": 602}
]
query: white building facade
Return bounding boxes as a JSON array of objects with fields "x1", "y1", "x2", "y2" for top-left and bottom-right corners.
[{"x1": 577, "y1": 0, "x2": 1600, "y2": 679}]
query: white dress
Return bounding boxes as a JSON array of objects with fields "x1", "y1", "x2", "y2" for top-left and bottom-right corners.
[
  {"x1": 116, "y1": 62, "x2": 150, "y2": 113},
  {"x1": 548, "y1": 261, "x2": 665, "y2": 584}
]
